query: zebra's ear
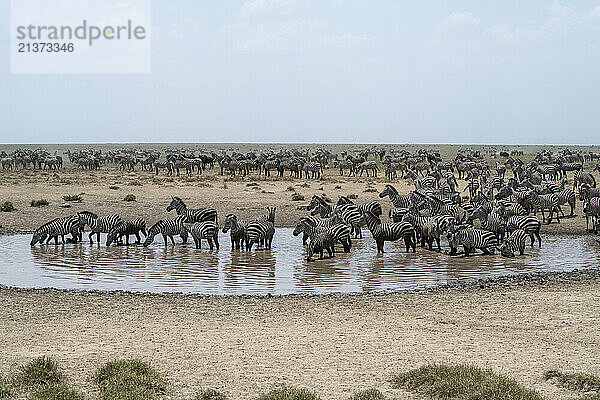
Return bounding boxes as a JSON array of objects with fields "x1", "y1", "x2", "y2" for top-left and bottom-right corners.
[{"x1": 171, "y1": 195, "x2": 175, "y2": 200}]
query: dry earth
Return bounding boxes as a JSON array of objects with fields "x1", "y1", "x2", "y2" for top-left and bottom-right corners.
[{"x1": 1, "y1": 272, "x2": 600, "y2": 400}]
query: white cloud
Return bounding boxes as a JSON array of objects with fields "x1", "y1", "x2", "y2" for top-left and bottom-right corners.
[
  {"x1": 239, "y1": 0, "x2": 310, "y2": 19},
  {"x1": 586, "y1": 5, "x2": 600, "y2": 20},
  {"x1": 439, "y1": 11, "x2": 480, "y2": 30}
]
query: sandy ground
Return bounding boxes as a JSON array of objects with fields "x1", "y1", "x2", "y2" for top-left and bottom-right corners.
[
  {"x1": 0, "y1": 164, "x2": 594, "y2": 234},
  {"x1": 1, "y1": 272, "x2": 600, "y2": 400}
]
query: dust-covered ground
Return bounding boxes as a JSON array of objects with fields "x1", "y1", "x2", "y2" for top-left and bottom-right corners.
[
  {"x1": 0, "y1": 143, "x2": 598, "y2": 234},
  {"x1": 1, "y1": 270, "x2": 600, "y2": 399}
]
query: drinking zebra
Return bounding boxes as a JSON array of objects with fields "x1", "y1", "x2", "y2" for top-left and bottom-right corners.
[
  {"x1": 506, "y1": 216, "x2": 542, "y2": 247},
  {"x1": 77, "y1": 211, "x2": 123, "y2": 245},
  {"x1": 306, "y1": 230, "x2": 336, "y2": 261},
  {"x1": 468, "y1": 206, "x2": 506, "y2": 241},
  {"x1": 363, "y1": 210, "x2": 416, "y2": 253},
  {"x1": 106, "y1": 218, "x2": 147, "y2": 246},
  {"x1": 30, "y1": 215, "x2": 80, "y2": 246},
  {"x1": 293, "y1": 217, "x2": 352, "y2": 253},
  {"x1": 499, "y1": 229, "x2": 527, "y2": 257},
  {"x1": 447, "y1": 225, "x2": 497, "y2": 256},
  {"x1": 245, "y1": 220, "x2": 275, "y2": 251},
  {"x1": 222, "y1": 214, "x2": 247, "y2": 250},
  {"x1": 166, "y1": 196, "x2": 217, "y2": 223},
  {"x1": 185, "y1": 221, "x2": 219, "y2": 250},
  {"x1": 143, "y1": 215, "x2": 188, "y2": 246}
]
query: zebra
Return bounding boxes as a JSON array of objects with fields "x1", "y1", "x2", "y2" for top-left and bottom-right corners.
[
  {"x1": 143, "y1": 215, "x2": 188, "y2": 247},
  {"x1": 245, "y1": 220, "x2": 275, "y2": 251},
  {"x1": 552, "y1": 188, "x2": 576, "y2": 216},
  {"x1": 499, "y1": 229, "x2": 527, "y2": 257},
  {"x1": 506, "y1": 216, "x2": 542, "y2": 247},
  {"x1": 30, "y1": 215, "x2": 80, "y2": 246},
  {"x1": 77, "y1": 211, "x2": 123, "y2": 245},
  {"x1": 185, "y1": 221, "x2": 219, "y2": 250},
  {"x1": 447, "y1": 225, "x2": 497, "y2": 256},
  {"x1": 379, "y1": 184, "x2": 412, "y2": 209},
  {"x1": 467, "y1": 206, "x2": 506, "y2": 241},
  {"x1": 404, "y1": 169, "x2": 436, "y2": 190},
  {"x1": 222, "y1": 214, "x2": 247, "y2": 250},
  {"x1": 311, "y1": 202, "x2": 364, "y2": 238},
  {"x1": 574, "y1": 171, "x2": 596, "y2": 191},
  {"x1": 583, "y1": 197, "x2": 600, "y2": 232},
  {"x1": 358, "y1": 161, "x2": 379, "y2": 177},
  {"x1": 525, "y1": 190, "x2": 561, "y2": 224},
  {"x1": 336, "y1": 195, "x2": 382, "y2": 217},
  {"x1": 293, "y1": 217, "x2": 351, "y2": 253},
  {"x1": 363, "y1": 210, "x2": 416, "y2": 253},
  {"x1": 302, "y1": 162, "x2": 322, "y2": 179},
  {"x1": 306, "y1": 230, "x2": 336, "y2": 261},
  {"x1": 579, "y1": 184, "x2": 600, "y2": 201},
  {"x1": 166, "y1": 196, "x2": 217, "y2": 223},
  {"x1": 106, "y1": 218, "x2": 147, "y2": 246}
]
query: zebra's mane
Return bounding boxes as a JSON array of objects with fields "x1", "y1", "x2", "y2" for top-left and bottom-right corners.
[{"x1": 35, "y1": 217, "x2": 63, "y2": 232}]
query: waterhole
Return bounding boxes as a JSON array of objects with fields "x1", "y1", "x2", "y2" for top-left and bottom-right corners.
[{"x1": 0, "y1": 229, "x2": 598, "y2": 295}]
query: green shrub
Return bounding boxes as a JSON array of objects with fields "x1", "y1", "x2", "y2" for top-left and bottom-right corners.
[
  {"x1": 123, "y1": 194, "x2": 136, "y2": 202},
  {"x1": 257, "y1": 387, "x2": 321, "y2": 400},
  {"x1": 0, "y1": 202, "x2": 16, "y2": 212},
  {"x1": 291, "y1": 193, "x2": 305, "y2": 201},
  {"x1": 391, "y1": 364, "x2": 544, "y2": 400},
  {"x1": 193, "y1": 388, "x2": 227, "y2": 400},
  {"x1": 28, "y1": 383, "x2": 84, "y2": 400},
  {"x1": 348, "y1": 389, "x2": 386, "y2": 400},
  {"x1": 30, "y1": 199, "x2": 49, "y2": 207},
  {"x1": 14, "y1": 357, "x2": 65, "y2": 389},
  {"x1": 93, "y1": 359, "x2": 167, "y2": 400}
]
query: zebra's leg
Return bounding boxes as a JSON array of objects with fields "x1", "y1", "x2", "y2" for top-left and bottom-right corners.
[
  {"x1": 207, "y1": 238, "x2": 213, "y2": 250},
  {"x1": 162, "y1": 234, "x2": 168, "y2": 246},
  {"x1": 89, "y1": 232, "x2": 94, "y2": 245},
  {"x1": 60, "y1": 234, "x2": 65, "y2": 244},
  {"x1": 125, "y1": 235, "x2": 130, "y2": 246},
  {"x1": 134, "y1": 233, "x2": 140, "y2": 244},
  {"x1": 96, "y1": 232, "x2": 101, "y2": 244},
  {"x1": 54, "y1": 236, "x2": 59, "y2": 245},
  {"x1": 214, "y1": 234, "x2": 219, "y2": 250}
]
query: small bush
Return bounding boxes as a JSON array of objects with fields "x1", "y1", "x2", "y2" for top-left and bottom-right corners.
[
  {"x1": 286, "y1": 186, "x2": 295, "y2": 192},
  {"x1": 544, "y1": 370, "x2": 600, "y2": 392},
  {"x1": 391, "y1": 364, "x2": 544, "y2": 400},
  {"x1": 334, "y1": 185, "x2": 342, "y2": 189},
  {"x1": 347, "y1": 194, "x2": 359, "y2": 199},
  {"x1": 257, "y1": 386, "x2": 321, "y2": 400},
  {"x1": 128, "y1": 181, "x2": 142, "y2": 186},
  {"x1": 298, "y1": 183, "x2": 310, "y2": 188},
  {"x1": 30, "y1": 199, "x2": 49, "y2": 207},
  {"x1": 93, "y1": 359, "x2": 167, "y2": 400},
  {"x1": 349, "y1": 389, "x2": 386, "y2": 400},
  {"x1": 62, "y1": 194, "x2": 83, "y2": 202},
  {"x1": 108, "y1": 186, "x2": 120, "y2": 190},
  {"x1": 193, "y1": 388, "x2": 227, "y2": 400},
  {"x1": 0, "y1": 202, "x2": 16, "y2": 212},
  {"x1": 29, "y1": 383, "x2": 84, "y2": 400},
  {"x1": 123, "y1": 194, "x2": 136, "y2": 202},
  {"x1": 291, "y1": 193, "x2": 305, "y2": 201},
  {"x1": 14, "y1": 356, "x2": 65, "y2": 389},
  {"x1": 246, "y1": 183, "x2": 259, "y2": 187},
  {"x1": 363, "y1": 188, "x2": 377, "y2": 193}
]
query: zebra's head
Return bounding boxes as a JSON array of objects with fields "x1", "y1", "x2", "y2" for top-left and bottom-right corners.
[
  {"x1": 378, "y1": 184, "x2": 397, "y2": 199},
  {"x1": 167, "y1": 196, "x2": 184, "y2": 212},
  {"x1": 403, "y1": 170, "x2": 416, "y2": 180},
  {"x1": 143, "y1": 222, "x2": 161, "y2": 247},
  {"x1": 293, "y1": 219, "x2": 310, "y2": 237},
  {"x1": 306, "y1": 195, "x2": 323, "y2": 211},
  {"x1": 106, "y1": 229, "x2": 118, "y2": 246},
  {"x1": 30, "y1": 230, "x2": 47, "y2": 246},
  {"x1": 77, "y1": 211, "x2": 98, "y2": 226},
  {"x1": 222, "y1": 214, "x2": 236, "y2": 233},
  {"x1": 499, "y1": 242, "x2": 516, "y2": 258}
]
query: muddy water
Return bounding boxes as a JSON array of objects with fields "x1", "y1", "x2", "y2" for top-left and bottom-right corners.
[{"x1": 0, "y1": 229, "x2": 598, "y2": 295}]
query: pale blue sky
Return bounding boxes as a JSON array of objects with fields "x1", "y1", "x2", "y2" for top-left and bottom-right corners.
[{"x1": 1, "y1": 0, "x2": 599, "y2": 144}]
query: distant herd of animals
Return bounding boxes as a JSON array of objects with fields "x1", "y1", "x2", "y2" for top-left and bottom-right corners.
[{"x1": 26, "y1": 145, "x2": 600, "y2": 260}]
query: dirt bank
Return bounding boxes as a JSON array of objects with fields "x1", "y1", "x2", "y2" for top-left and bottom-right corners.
[
  {"x1": 1, "y1": 269, "x2": 599, "y2": 399},
  {"x1": 0, "y1": 166, "x2": 593, "y2": 235}
]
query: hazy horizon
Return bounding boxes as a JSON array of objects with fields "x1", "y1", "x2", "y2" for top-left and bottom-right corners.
[{"x1": 2, "y1": 0, "x2": 599, "y2": 145}]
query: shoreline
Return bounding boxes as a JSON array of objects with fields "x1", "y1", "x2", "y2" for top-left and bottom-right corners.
[
  {"x1": 2, "y1": 266, "x2": 599, "y2": 399},
  {"x1": 2, "y1": 265, "x2": 599, "y2": 299}
]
